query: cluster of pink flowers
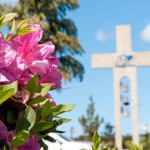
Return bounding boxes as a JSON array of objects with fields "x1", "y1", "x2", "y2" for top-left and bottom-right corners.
[
  {"x1": 0, "y1": 24, "x2": 62, "y2": 150},
  {"x1": 0, "y1": 24, "x2": 62, "y2": 88}
]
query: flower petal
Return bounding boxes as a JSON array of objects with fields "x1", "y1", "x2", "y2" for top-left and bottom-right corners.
[
  {"x1": 0, "y1": 120, "x2": 7, "y2": 141},
  {"x1": 0, "y1": 41, "x2": 16, "y2": 68}
]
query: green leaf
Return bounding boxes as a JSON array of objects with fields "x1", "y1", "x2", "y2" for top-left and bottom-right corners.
[
  {"x1": 41, "y1": 100, "x2": 52, "y2": 119},
  {"x1": 40, "y1": 83, "x2": 52, "y2": 97},
  {"x1": 27, "y1": 96, "x2": 46, "y2": 106},
  {"x1": 95, "y1": 139, "x2": 100, "y2": 149},
  {"x1": 16, "y1": 107, "x2": 36, "y2": 133},
  {"x1": 17, "y1": 19, "x2": 28, "y2": 31},
  {"x1": 0, "y1": 13, "x2": 17, "y2": 28},
  {"x1": 93, "y1": 131, "x2": 100, "y2": 146},
  {"x1": 10, "y1": 19, "x2": 15, "y2": 35},
  {"x1": 52, "y1": 104, "x2": 75, "y2": 116},
  {"x1": 0, "y1": 81, "x2": 18, "y2": 94},
  {"x1": 30, "y1": 122, "x2": 54, "y2": 134},
  {"x1": 25, "y1": 74, "x2": 38, "y2": 97},
  {"x1": 2, "y1": 144, "x2": 9, "y2": 150},
  {"x1": 0, "y1": 13, "x2": 17, "y2": 24},
  {"x1": 101, "y1": 148, "x2": 109, "y2": 150},
  {"x1": 43, "y1": 135, "x2": 56, "y2": 142},
  {"x1": 17, "y1": 28, "x2": 39, "y2": 36},
  {"x1": 11, "y1": 130, "x2": 30, "y2": 148},
  {"x1": 0, "y1": 89, "x2": 14, "y2": 104},
  {"x1": 54, "y1": 118, "x2": 71, "y2": 126},
  {"x1": 91, "y1": 145, "x2": 95, "y2": 150},
  {"x1": 7, "y1": 110, "x2": 17, "y2": 124},
  {"x1": 35, "y1": 104, "x2": 41, "y2": 122}
]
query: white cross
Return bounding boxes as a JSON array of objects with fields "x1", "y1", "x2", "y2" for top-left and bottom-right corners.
[{"x1": 92, "y1": 25, "x2": 150, "y2": 150}]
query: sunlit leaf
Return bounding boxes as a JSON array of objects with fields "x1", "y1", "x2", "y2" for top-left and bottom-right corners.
[
  {"x1": 0, "y1": 89, "x2": 14, "y2": 104},
  {"x1": 52, "y1": 104, "x2": 75, "y2": 116},
  {"x1": 11, "y1": 130, "x2": 29, "y2": 148}
]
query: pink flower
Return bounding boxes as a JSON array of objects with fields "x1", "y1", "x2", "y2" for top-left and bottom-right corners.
[
  {"x1": 0, "y1": 24, "x2": 62, "y2": 88},
  {"x1": 15, "y1": 24, "x2": 43, "y2": 58},
  {"x1": 0, "y1": 34, "x2": 16, "y2": 69},
  {"x1": 0, "y1": 120, "x2": 7, "y2": 141},
  {"x1": 13, "y1": 24, "x2": 62, "y2": 87},
  {"x1": 45, "y1": 93, "x2": 56, "y2": 107},
  {"x1": 6, "y1": 130, "x2": 15, "y2": 145},
  {"x1": 39, "y1": 70, "x2": 62, "y2": 89},
  {"x1": 0, "y1": 58, "x2": 27, "y2": 83}
]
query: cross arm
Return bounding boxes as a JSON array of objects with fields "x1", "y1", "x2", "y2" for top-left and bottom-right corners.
[
  {"x1": 133, "y1": 52, "x2": 150, "y2": 67},
  {"x1": 91, "y1": 53, "x2": 115, "y2": 68}
]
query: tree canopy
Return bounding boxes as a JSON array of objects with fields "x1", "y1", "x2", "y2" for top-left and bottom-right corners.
[
  {"x1": 79, "y1": 97, "x2": 103, "y2": 140},
  {"x1": 0, "y1": 0, "x2": 84, "y2": 81}
]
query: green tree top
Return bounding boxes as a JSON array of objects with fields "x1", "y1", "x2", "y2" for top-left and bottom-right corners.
[
  {"x1": 0, "y1": 0, "x2": 84, "y2": 81},
  {"x1": 79, "y1": 96, "x2": 104, "y2": 139}
]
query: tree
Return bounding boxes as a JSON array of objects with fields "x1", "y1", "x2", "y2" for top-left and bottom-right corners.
[
  {"x1": 0, "y1": 0, "x2": 84, "y2": 81},
  {"x1": 103, "y1": 122, "x2": 114, "y2": 136},
  {"x1": 79, "y1": 97, "x2": 103, "y2": 140}
]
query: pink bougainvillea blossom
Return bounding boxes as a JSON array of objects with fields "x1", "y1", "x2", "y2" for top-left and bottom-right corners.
[
  {"x1": 0, "y1": 35, "x2": 16, "y2": 69},
  {"x1": 45, "y1": 93, "x2": 56, "y2": 107},
  {"x1": 0, "y1": 120, "x2": 7, "y2": 141}
]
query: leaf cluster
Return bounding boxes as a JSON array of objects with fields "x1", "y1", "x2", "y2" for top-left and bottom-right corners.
[
  {"x1": 0, "y1": 74, "x2": 75, "y2": 149},
  {"x1": 0, "y1": 13, "x2": 39, "y2": 41}
]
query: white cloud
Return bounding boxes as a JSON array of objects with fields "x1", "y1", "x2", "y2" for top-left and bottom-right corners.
[
  {"x1": 96, "y1": 29, "x2": 108, "y2": 42},
  {"x1": 0, "y1": 0, "x2": 18, "y2": 6},
  {"x1": 95, "y1": 29, "x2": 115, "y2": 42},
  {"x1": 140, "y1": 23, "x2": 150, "y2": 42}
]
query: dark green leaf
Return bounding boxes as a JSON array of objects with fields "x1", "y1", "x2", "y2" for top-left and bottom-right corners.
[
  {"x1": 2, "y1": 143, "x2": 9, "y2": 150},
  {"x1": 7, "y1": 110, "x2": 17, "y2": 124},
  {"x1": 30, "y1": 122, "x2": 54, "y2": 134},
  {"x1": 44, "y1": 135, "x2": 56, "y2": 142},
  {"x1": 25, "y1": 74, "x2": 38, "y2": 97},
  {"x1": 35, "y1": 104, "x2": 41, "y2": 122},
  {"x1": 11, "y1": 130, "x2": 29, "y2": 148},
  {"x1": 39, "y1": 140, "x2": 48, "y2": 150},
  {"x1": 16, "y1": 107, "x2": 36, "y2": 133},
  {"x1": 41, "y1": 100, "x2": 52, "y2": 119}
]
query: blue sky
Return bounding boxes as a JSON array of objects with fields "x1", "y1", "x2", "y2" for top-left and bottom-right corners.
[{"x1": 1, "y1": 0, "x2": 150, "y2": 138}]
